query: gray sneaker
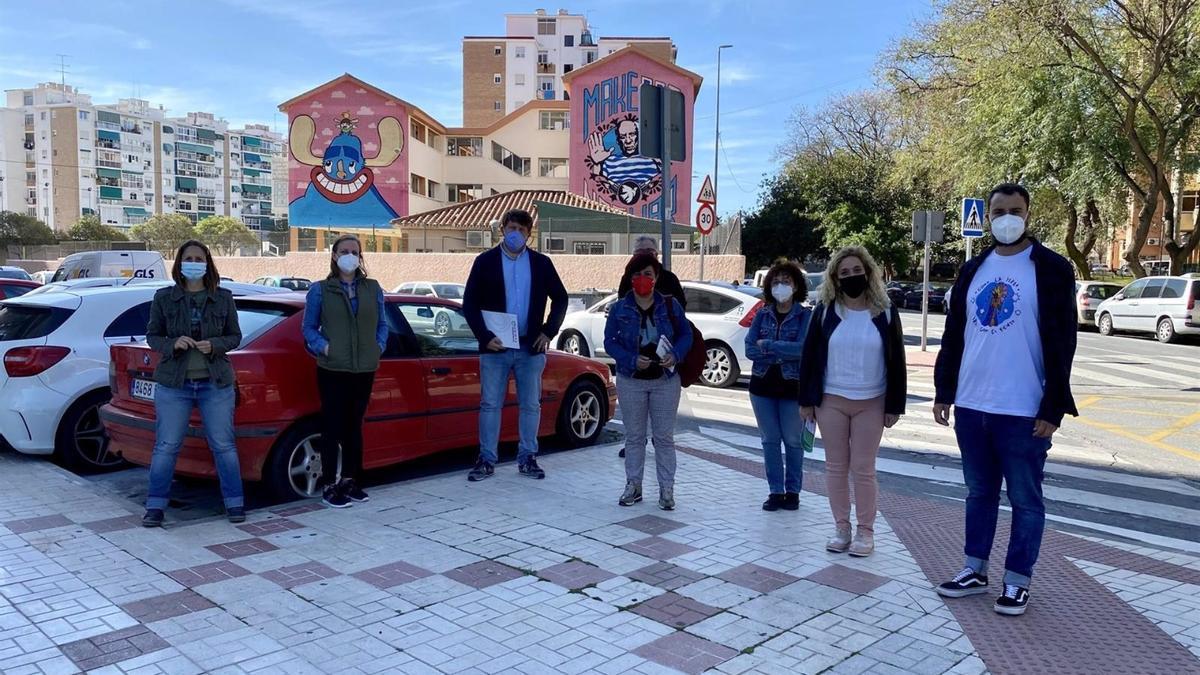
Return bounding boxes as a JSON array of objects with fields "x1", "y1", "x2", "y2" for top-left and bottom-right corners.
[
  {"x1": 658, "y1": 487, "x2": 675, "y2": 511},
  {"x1": 618, "y1": 481, "x2": 642, "y2": 506}
]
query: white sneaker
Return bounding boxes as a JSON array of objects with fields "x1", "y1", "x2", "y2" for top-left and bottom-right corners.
[
  {"x1": 826, "y1": 526, "x2": 852, "y2": 553},
  {"x1": 848, "y1": 530, "x2": 874, "y2": 557}
]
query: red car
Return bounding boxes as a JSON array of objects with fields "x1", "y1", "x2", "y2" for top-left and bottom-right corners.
[
  {"x1": 0, "y1": 279, "x2": 41, "y2": 299},
  {"x1": 101, "y1": 294, "x2": 615, "y2": 500}
]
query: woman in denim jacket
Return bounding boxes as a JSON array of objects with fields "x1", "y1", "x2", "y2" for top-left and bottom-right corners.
[
  {"x1": 745, "y1": 260, "x2": 812, "y2": 512},
  {"x1": 604, "y1": 253, "x2": 693, "y2": 511}
]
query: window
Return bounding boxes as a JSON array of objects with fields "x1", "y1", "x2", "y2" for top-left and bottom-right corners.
[
  {"x1": 40, "y1": 112, "x2": 46, "y2": 121},
  {"x1": 684, "y1": 288, "x2": 742, "y2": 314},
  {"x1": 1141, "y1": 278, "x2": 1166, "y2": 299},
  {"x1": 103, "y1": 303, "x2": 152, "y2": 338},
  {"x1": 448, "y1": 184, "x2": 483, "y2": 202},
  {"x1": 491, "y1": 142, "x2": 530, "y2": 176},
  {"x1": 23, "y1": 93, "x2": 33, "y2": 106},
  {"x1": 0, "y1": 305, "x2": 74, "y2": 341},
  {"x1": 573, "y1": 241, "x2": 606, "y2": 255},
  {"x1": 411, "y1": 174, "x2": 427, "y2": 196},
  {"x1": 538, "y1": 51, "x2": 549, "y2": 64},
  {"x1": 410, "y1": 120, "x2": 427, "y2": 144},
  {"x1": 516, "y1": 46, "x2": 526, "y2": 58},
  {"x1": 447, "y1": 137, "x2": 483, "y2": 157},
  {"x1": 1120, "y1": 279, "x2": 1147, "y2": 300},
  {"x1": 494, "y1": 73, "x2": 502, "y2": 84},
  {"x1": 1161, "y1": 279, "x2": 1187, "y2": 299},
  {"x1": 494, "y1": 101, "x2": 502, "y2": 112},
  {"x1": 23, "y1": 113, "x2": 33, "y2": 126},
  {"x1": 493, "y1": 45, "x2": 502, "y2": 56},
  {"x1": 79, "y1": 111, "x2": 89, "y2": 121},
  {"x1": 672, "y1": 240, "x2": 687, "y2": 251},
  {"x1": 539, "y1": 110, "x2": 569, "y2": 130},
  {"x1": 537, "y1": 17, "x2": 556, "y2": 34},
  {"x1": 564, "y1": 64, "x2": 574, "y2": 73},
  {"x1": 543, "y1": 237, "x2": 565, "y2": 252},
  {"x1": 538, "y1": 76, "x2": 555, "y2": 92},
  {"x1": 564, "y1": 35, "x2": 574, "y2": 47},
  {"x1": 515, "y1": 74, "x2": 526, "y2": 86},
  {"x1": 427, "y1": 179, "x2": 440, "y2": 200},
  {"x1": 538, "y1": 158, "x2": 568, "y2": 178},
  {"x1": 395, "y1": 303, "x2": 477, "y2": 355},
  {"x1": 585, "y1": 49, "x2": 597, "y2": 64}
]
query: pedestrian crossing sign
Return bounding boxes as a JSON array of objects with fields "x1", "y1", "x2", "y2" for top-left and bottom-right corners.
[{"x1": 961, "y1": 198, "x2": 985, "y2": 238}]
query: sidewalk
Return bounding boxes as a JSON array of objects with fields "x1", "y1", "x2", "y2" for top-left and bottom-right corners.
[{"x1": 1, "y1": 436, "x2": 1197, "y2": 674}]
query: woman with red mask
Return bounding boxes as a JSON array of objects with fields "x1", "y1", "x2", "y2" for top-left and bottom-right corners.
[{"x1": 604, "y1": 253, "x2": 693, "y2": 511}]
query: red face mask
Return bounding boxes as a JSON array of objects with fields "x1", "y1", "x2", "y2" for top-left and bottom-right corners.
[{"x1": 632, "y1": 275, "x2": 655, "y2": 296}]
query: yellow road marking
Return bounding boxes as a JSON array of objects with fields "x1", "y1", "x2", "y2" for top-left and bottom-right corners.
[
  {"x1": 1085, "y1": 407, "x2": 1181, "y2": 419},
  {"x1": 1072, "y1": 417, "x2": 1200, "y2": 462},
  {"x1": 1145, "y1": 410, "x2": 1200, "y2": 442},
  {"x1": 1076, "y1": 395, "x2": 1102, "y2": 409}
]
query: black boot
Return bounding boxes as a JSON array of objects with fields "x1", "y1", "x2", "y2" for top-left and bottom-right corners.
[
  {"x1": 762, "y1": 493, "x2": 785, "y2": 511},
  {"x1": 782, "y1": 492, "x2": 800, "y2": 511}
]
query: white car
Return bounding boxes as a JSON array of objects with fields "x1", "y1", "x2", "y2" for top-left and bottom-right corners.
[
  {"x1": 1095, "y1": 274, "x2": 1200, "y2": 343},
  {"x1": 392, "y1": 281, "x2": 465, "y2": 300},
  {"x1": 556, "y1": 281, "x2": 759, "y2": 388},
  {"x1": 393, "y1": 282, "x2": 469, "y2": 336},
  {"x1": 0, "y1": 282, "x2": 285, "y2": 472}
]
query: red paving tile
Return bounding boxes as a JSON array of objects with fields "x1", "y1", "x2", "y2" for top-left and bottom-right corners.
[
  {"x1": 634, "y1": 630, "x2": 737, "y2": 674},
  {"x1": 716, "y1": 563, "x2": 801, "y2": 594},
  {"x1": 620, "y1": 536, "x2": 697, "y2": 561},
  {"x1": 807, "y1": 563, "x2": 893, "y2": 595},
  {"x1": 351, "y1": 561, "x2": 434, "y2": 589},
  {"x1": 235, "y1": 517, "x2": 306, "y2": 537},
  {"x1": 166, "y1": 560, "x2": 252, "y2": 588},
  {"x1": 3, "y1": 514, "x2": 73, "y2": 534},
  {"x1": 538, "y1": 561, "x2": 616, "y2": 590},
  {"x1": 629, "y1": 592, "x2": 723, "y2": 629},
  {"x1": 443, "y1": 561, "x2": 525, "y2": 589},
  {"x1": 119, "y1": 590, "x2": 216, "y2": 623},
  {"x1": 261, "y1": 561, "x2": 343, "y2": 590},
  {"x1": 59, "y1": 625, "x2": 170, "y2": 672},
  {"x1": 203, "y1": 537, "x2": 279, "y2": 560}
]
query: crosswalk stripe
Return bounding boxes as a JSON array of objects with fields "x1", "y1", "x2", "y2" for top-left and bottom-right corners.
[{"x1": 1075, "y1": 360, "x2": 1200, "y2": 388}]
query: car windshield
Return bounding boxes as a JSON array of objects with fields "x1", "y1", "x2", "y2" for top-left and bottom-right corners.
[
  {"x1": 1089, "y1": 285, "x2": 1121, "y2": 300},
  {"x1": 280, "y1": 279, "x2": 311, "y2": 291},
  {"x1": 0, "y1": 305, "x2": 75, "y2": 341},
  {"x1": 0, "y1": 269, "x2": 32, "y2": 280},
  {"x1": 434, "y1": 284, "x2": 464, "y2": 299},
  {"x1": 235, "y1": 304, "x2": 295, "y2": 344},
  {"x1": 807, "y1": 274, "x2": 824, "y2": 289}
]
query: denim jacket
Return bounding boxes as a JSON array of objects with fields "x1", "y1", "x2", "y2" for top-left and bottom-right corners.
[
  {"x1": 603, "y1": 292, "x2": 693, "y2": 378},
  {"x1": 744, "y1": 303, "x2": 811, "y2": 380}
]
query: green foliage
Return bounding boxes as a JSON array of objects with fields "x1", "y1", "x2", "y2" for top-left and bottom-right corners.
[
  {"x1": 740, "y1": 172, "x2": 824, "y2": 271},
  {"x1": 0, "y1": 211, "x2": 58, "y2": 246},
  {"x1": 67, "y1": 214, "x2": 128, "y2": 242},
  {"x1": 130, "y1": 214, "x2": 196, "y2": 254},
  {"x1": 195, "y1": 216, "x2": 257, "y2": 256}
]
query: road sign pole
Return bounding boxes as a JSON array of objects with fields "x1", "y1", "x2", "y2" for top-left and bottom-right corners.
[
  {"x1": 965, "y1": 237, "x2": 973, "y2": 261},
  {"x1": 660, "y1": 86, "x2": 672, "y2": 271},
  {"x1": 921, "y1": 214, "x2": 931, "y2": 352}
]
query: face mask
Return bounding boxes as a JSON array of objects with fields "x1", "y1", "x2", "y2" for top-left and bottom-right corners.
[
  {"x1": 504, "y1": 230, "x2": 527, "y2": 252},
  {"x1": 631, "y1": 275, "x2": 655, "y2": 296},
  {"x1": 771, "y1": 283, "x2": 794, "y2": 303},
  {"x1": 840, "y1": 274, "x2": 868, "y2": 299},
  {"x1": 991, "y1": 214, "x2": 1026, "y2": 245},
  {"x1": 336, "y1": 253, "x2": 359, "y2": 274},
  {"x1": 180, "y1": 261, "x2": 206, "y2": 281}
]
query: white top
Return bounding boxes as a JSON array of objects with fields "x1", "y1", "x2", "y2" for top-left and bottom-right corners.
[
  {"x1": 824, "y1": 307, "x2": 886, "y2": 400},
  {"x1": 955, "y1": 247, "x2": 1044, "y2": 417}
]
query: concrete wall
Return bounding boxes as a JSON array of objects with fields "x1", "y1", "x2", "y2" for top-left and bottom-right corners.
[{"x1": 209, "y1": 252, "x2": 744, "y2": 292}]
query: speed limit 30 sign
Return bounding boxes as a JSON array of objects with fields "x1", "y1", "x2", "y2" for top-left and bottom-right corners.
[{"x1": 696, "y1": 203, "x2": 716, "y2": 234}]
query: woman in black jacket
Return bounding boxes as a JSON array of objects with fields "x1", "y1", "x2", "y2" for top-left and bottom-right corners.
[{"x1": 800, "y1": 246, "x2": 906, "y2": 557}]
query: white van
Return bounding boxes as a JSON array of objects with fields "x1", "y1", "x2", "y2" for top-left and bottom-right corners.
[{"x1": 50, "y1": 251, "x2": 166, "y2": 283}]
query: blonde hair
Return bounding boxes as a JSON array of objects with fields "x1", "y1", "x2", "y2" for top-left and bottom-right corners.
[{"x1": 819, "y1": 245, "x2": 890, "y2": 315}]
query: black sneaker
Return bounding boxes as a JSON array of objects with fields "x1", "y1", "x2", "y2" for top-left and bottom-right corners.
[
  {"x1": 322, "y1": 484, "x2": 351, "y2": 509},
  {"x1": 518, "y1": 458, "x2": 545, "y2": 479},
  {"x1": 343, "y1": 479, "x2": 369, "y2": 503},
  {"x1": 782, "y1": 492, "x2": 800, "y2": 511},
  {"x1": 226, "y1": 507, "x2": 246, "y2": 524},
  {"x1": 762, "y1": 493, "x2": 785, "y2": 511},
  {"x1": 142, "y1": 509, "x2": 164, "y2": 528},
  {"x1": 936, "y1": 567, "x2": 989, "y2": 598},
  {"x1": 618, "y1": 447, "x2": 626, "y2": 458},
  {"x1": 468, "y1": 458, "x2": 495, "y2": 482},
  {"x1": 994, "y1": 584, "x2": 1030, "y2": 616}
]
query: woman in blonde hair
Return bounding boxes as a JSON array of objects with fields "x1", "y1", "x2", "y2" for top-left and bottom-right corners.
[{"x1": 800, "y1": 246, "x2": 906, "y2": 556}]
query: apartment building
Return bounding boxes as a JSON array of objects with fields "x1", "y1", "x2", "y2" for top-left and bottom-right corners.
[
  {"x1": 463, "y1": 8, "x2": 676, "y2": 126},
  {"x1": 0, "y1": 82, "x2": 282, "y2": 233}
]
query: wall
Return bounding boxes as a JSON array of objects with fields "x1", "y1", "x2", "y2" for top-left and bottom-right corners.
[
  {"x1": 209, "y1": 252, "x2": 744, "y2": 292},
  {"x1": 463, "y1": 40, "x2": 507, "y2": 127}
]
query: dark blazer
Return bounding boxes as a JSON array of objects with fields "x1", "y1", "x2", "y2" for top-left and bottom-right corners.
[
  {"x1": 463, "y1": 246, "x2": 569, "y2": 353},
  {"x1": 146, "y1": 285, "x2": 241, "y2": 389},
  {"x1": 617, "y1": 267, "x2": 687, "y2": 310},
  {"x1": 934, "y1": 239, "x2": 1078, "y2": 426},
  {"x1": 799, "y1": 302, "x2": 907, "y2": 416}
]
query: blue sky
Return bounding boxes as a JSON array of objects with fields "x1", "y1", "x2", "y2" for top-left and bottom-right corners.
[{"x1": 0, "y1": 0, "x2": 931, "y2": 215}]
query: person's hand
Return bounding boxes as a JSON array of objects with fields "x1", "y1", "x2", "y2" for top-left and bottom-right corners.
[
  {"x1": 486, "y1": 337, "x2": 506, "y2": 352},
  {"x1": 174, "y1": 336, "x2": 196, "y2": 351},
  {"x1": 1033, "y1": 419, "x2": 1058, "y2": 439},
  {"x1": 660, "y1": 353, "x2": 677, "y2": 369},
  {"x1": 194, "y1": 340, "x2": 213, "y2": 355},
  {"x1": 757, "y1": 339, "x2": 770, "y2": 352},
  {"x1": 636, "y1": 355, "x2": 652, "y2": 370},
  {"x1": 884, "y1": 414, "x2": 900, "y2": 429},
  {"x1": 933, "y1": 403, "x2": 951, "y2": 427},
  {"x1": 800, "y1": 406, "x2": 816, "y2": 423},
  {"x1": 587, "y1": 130, "x2": 612, "y2": 170},
  {"x1": 532, "y1": 334, "x2": 550, "y2": 353}
]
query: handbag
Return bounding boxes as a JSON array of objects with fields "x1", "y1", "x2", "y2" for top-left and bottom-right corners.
[{"x1": 666, "y1": 298, "x2": 706, "y2": 388}]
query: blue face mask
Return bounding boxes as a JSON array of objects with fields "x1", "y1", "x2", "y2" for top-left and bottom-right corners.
[
  {"x1": 180, "y1": 261, "x2": 206, "y2": 281},
  {"x1": 504, "y1": 230, "x2": 527, "y2": 252}
]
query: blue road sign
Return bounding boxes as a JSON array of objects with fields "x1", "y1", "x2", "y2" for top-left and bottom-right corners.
[{"x1": 961, "y1": 198, "x2": 985, "y2": 238}]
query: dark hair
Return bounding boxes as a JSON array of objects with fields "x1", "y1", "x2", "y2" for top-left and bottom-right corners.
[
  {"x1": 988, "y1": 183, "x2": 1031, "y2": 209},
  {"x1": 501, "y1": 209, "x2": 533, "y2": 232},
  {"x1": 328, "y1": 233, "x2": 367, "y2": 279},
  {"x1": 172, "y1": 240, "x2": 220, "y2": 294},
  {"x1": 761, "y1": 259, "x2": 807, "y2": 306},
  {"x1": 622, "y1": 252, "x2": 663, "y2": 295}
]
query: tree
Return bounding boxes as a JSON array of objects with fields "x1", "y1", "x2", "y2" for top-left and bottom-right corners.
[
  {"x1": 130, "y1": 214, "x2": 195, "y2": 255},
  {"x1": 195, "y1": 216, "x2": 257, "y2": 256},
  {"x1": 67, "y1": 214, "x2": 128, "y2": 242},
  {"x1": 0, "y1": 211, "x2": 58, "y2": 246},
  {"x1": 740, "y1": 172, "x2": 825, "y2": 271}
]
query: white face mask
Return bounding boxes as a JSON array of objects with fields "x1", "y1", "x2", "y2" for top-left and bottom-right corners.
[
  {"x1": 336, "y1": 253, "x2": 359, "y2": 274},
  {"x1": 991, "y1": 214, "x2": 1026, "y2": 245},
  {"x1": 771, "y1": 283, "x2": 794, "y2": 303}
]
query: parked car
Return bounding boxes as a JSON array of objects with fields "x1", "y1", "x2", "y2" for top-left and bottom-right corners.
[
  {"x1": 0, "y1": 266, "x2": 33, "y2": 281},
  {"x1": 25, "y1": 277, "x2": 288, "y2": 298},
  {"x1": 50, "y1": 250, "x2": 166, "y2": 282},
  {"x1": 392, "y1": 281, "x2": 466, "y2": 301},
  {"x1": 101, "y1": 294, "x2": 615, "y2": 500},
  {"x1": 0, "y1": 282, "x2": 289, "y2": 473},
  {"x1": 886, "y1": 281, "x2": 915, "y2": 306},
  {"x1": 252, "y1": 275, "x2": 311, "y2": 291},
  {"x1": 1095, "y1": 274, "x2": 1200, "y2": 343},
  {"x1": 30, "y1": 270, "x2": 55, "y2": 285},
  {"x1": 556, "y1": 281, "x2": 757, "y2": 388},
  {"x1": 902, "y1": 283, "x2": 951, "y2": 312},
  {"x1": 0, "y1": 279, "x2": 40, "y2": 299},
  {"x1": 805, "y1": 273, "x2": 824, "y2": 305},
  {"x1": 1075, "y1": 281, "x2": 1124, "y2": 327}
]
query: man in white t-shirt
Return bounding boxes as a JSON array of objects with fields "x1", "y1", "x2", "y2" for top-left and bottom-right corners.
[{"x1": 931, "y1": 183, "x2": 1078, "y2": 617}]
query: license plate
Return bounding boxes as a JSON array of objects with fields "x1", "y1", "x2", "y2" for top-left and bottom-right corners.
[{"x1": 131, "y1": 379, "x2": 156, "y2": 401}]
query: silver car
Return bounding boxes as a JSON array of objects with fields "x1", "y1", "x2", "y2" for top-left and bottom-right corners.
[{"x1": 1095, "y1": 274, "x2": 1200, "y2": 343}]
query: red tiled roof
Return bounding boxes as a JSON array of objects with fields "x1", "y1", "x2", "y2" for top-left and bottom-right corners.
[{"x1": 390, "y1": 190, "x2": 631, "y2": 230}]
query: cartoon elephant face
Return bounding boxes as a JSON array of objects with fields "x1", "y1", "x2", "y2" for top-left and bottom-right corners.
[{"x1": 321, "y1": 135, "x2": 364, "y2": 181}]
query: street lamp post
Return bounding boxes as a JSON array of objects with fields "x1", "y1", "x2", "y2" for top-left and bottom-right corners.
[{"x1": 702, "y1": 44, "x2": 733, "y2": 282}]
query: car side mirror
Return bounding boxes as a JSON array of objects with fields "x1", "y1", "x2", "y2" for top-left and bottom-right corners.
[
  {"x1": 417, "y1": 307, "x2": 434, "y2": 319},
  {"x1": 1114, "y1": 293, "x2": 1124, "y2": 301}
]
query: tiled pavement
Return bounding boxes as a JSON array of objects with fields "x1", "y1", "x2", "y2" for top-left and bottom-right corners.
[{"x1": 1, "y1": 436, "x2": 1198, "y2": 674}]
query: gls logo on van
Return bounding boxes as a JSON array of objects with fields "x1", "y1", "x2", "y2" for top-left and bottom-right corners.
[{"x1": 132, "y1": 269, "x2": 156, "y2": 278}]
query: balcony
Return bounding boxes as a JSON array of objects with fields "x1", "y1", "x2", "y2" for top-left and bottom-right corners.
[
  {"x1": 541, "y1": 90, "x2": 556, "y2": 101},
  {"x1": 537, "y1": 62, "x2": 555, "y2": 74}
]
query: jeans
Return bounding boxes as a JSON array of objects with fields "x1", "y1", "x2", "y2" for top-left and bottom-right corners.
[
  {"x1": 316, "y1": 368, "x2": 376, "y2": 485},
  {"x1": 816, "y1": 395, "x2": 885, "y2": 533},
  {"x1": 749, "y1": 394, "x2": 804, "y2": 494},
  {"x1": 146, "y1": 380, "x2": 243, "y2": 510},
  {"x1": 955, "y1": 407, "x2": 1051, "y2": 587},
  {"x1": 617, "y1": 373, "x2": 681, "y2": 488},
  {"x1": 479, "y1": 349, "x2": 546, "y2": 465}
]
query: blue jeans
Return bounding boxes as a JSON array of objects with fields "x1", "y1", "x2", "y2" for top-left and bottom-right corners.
[
  {"x1": 955, "y1": 407, "x2": 1051, "y2": 587},
  {"x1": 146, "y1": 380, "x2": 243, "y2": 510},
  {"x1": 479, "y1": 350, "x2": 546, "y2": 465},
  {"x1": 750, "y1": 395, "x2": 804, "y2": 494}
]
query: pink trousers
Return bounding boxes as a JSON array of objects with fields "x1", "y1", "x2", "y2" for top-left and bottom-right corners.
[{"x1": 816, "y1": 394, "x2": 885, "y2": 533}]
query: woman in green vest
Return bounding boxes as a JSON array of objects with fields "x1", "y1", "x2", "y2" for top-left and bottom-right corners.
[{"x1": 301, "y1": 234, "x2": 388, "y2": 508}]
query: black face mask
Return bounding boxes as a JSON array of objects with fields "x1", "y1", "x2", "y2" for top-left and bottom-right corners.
[{"x1": 840, "y1": 274, "x2": 868, "y2": 299}]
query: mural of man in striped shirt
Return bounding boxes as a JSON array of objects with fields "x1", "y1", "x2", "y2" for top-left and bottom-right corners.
[{"x1": 587, "y1": 117, "x2": 663, "y2": 206}]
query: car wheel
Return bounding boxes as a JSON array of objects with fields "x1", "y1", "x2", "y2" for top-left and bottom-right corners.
[
  {"x1": 55, "y1": 390, "x2": 126, "y2": 474},
  {"x1": 1098, "y1": 313, "x2": 1114, "y2": 336},
  {"x1": 702, "y1": 341, "x2": 740, "y2": 388},
  {"x1": 556, "y1": 379, "x2": 606, "y2": 447},
  {"x1": 1156, "y1": 317, "x2": 1177, "y2": 344},
  {"x1": 434, "y1": 311, "x2": 451, "y2": 336},
  {"x1": 265, "y1": 419, "x2": 325, "y2": 501},
  {"x1": 558, "y1": 330, "x2": 589, "y2": 357}
]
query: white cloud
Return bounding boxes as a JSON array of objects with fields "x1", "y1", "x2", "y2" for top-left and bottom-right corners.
[
  {"x1": 363, "y1": 142, "x2": 378, "y2": 153},
  {"x1": 357, "y1": 106, "x2": 375, "y2": 115},
  {"x1": 330, "y1": 90, "x2": 346, "y2": 99}
]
